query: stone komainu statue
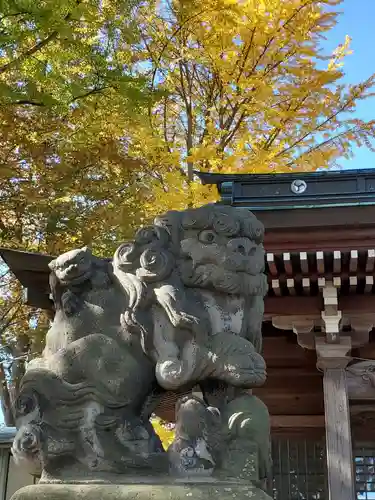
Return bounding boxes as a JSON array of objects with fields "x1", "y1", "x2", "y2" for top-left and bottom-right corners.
[{"x1": 12, "y1": 204, "x2": 271, "y2": 487}]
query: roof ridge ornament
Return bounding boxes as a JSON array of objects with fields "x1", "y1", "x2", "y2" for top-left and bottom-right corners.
[{"x1": 290, "y1": 179, "x2": 307, "y2": 194}]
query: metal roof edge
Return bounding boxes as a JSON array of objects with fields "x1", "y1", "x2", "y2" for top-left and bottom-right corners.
[{"x1": 194, "y1": 168, "x2": 375, "y2": 185}]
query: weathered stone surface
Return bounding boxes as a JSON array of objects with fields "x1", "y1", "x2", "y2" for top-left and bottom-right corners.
[
  {"x1": 11, "y1": 482, "x2": 273, "y2": 500},
  {"x1": 220, "y1": 394, "x2": 271, "y2": 488},
  {"x1": 11, "y1": 204, "x2": 270, "y2": 485},
  {"x1": 167, "y1": 396, "x2": 221, "y2": 478}
]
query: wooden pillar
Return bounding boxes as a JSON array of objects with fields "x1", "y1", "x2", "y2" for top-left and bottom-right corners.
[
  {"x1": 316, "y1": 337, "x2": 355, "y2": 500},
  {"x1": 0, "y1": 447, "x2": 9, "y2": 500}
]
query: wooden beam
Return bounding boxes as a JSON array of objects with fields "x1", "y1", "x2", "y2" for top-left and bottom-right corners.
[
  {"x1": 271, "y1": 279, "x2": 281, "y2": 296},
  {"x1": 270, "y1": 415, "x2": 325, "y2": 429},
  {"x1": 265, "y1": 296, "x2": 322, "y2": 316},
  {"x1": 349, "y1": 318, "x2": 374, "y2": 349},
  {"x1": 321, "y1": 282, "x2": 341, "y2": 344},
  {"x1": 263, "y1": 368, "x2": 323, "y2": 391},
  {"x1": 299, "y1": 252, "x2": 309, "y2": 274},
  {"x1": 316, "y1": 251, "x2": 325, "y2": 274},
  {"x1": 154, "y1": 389, "x2": 325, "y2": 422},
  {"x1": 252, "y1": 390, "x2": 324, "y2": 415},
  {"x1": 333, "y1": 251, "x2": 341, "y2": 273},
  {"x1": 283, "y1": 252, "x2": 293, "y2": 275},
  {"x1": 265, "y1": 294, "x2": 375, "y2": 317},
  {"x1": 302, "y1": 277, "x2": 310, "y2": 294},
  {"x1": 262, "y1": 337, "x2": 318, "y2": 368},
  {"x1": 349, "y1": 275, "x2": 358, "y2": 294},
  {"x1": 358, "y1": 342, "x2": 375, "y2": 359},
  {"x1": 266, "y1": 253, "x2": 278, "y2": 276},
  {"x1": 318, "y1": 276, "x2": 326, "y2": 288},
  {"x1": 0, "y1": 248, "x2": 52, "y2": 273},
  {"x1": 286, "y1": 278, "x2": 295, "y2": 295},
  {"x1": 265, "y1": 227, "x2": 375, "y2": 252},
  {"x1": 365, "y1": 275, "x2": 374, "y2": 293},
  {"x1": 270, "y1": 415, "x2": 326, "y2": 438},
  {"x1": 340, "y1": 294, "x2": 375, "y2": 313},
  {"x1": 333, "y1": 276, "x2": 341, "y2": 288},
  {"x1": 269, "y1": 405, "x2": 375, "y2": 440},
  {"x1": 366, "y1": 249, "x2": 375, "y2": 272},
  {"x1": 349, "y1": 249, "x2": 358, "y2": 273},
  {"x1": 258, "y1": 205, "x2": 375, "y2": 231},
  {"x1": 23, "y1": 287, "x2": 54, "y2": 310},
  {"x1": 269, "y1": 269, "x2": 375, "y2": 286}
]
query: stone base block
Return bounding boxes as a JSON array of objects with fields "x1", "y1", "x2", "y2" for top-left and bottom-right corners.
[{"x1": 11, "y1": 482, "x2": 273, "y2": 500}]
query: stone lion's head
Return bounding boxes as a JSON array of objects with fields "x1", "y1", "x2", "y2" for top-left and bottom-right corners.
[
  {"x1": 113, "y1": 204, "x2": 267, "y2": 364},
  {"x1": 154, "y1": 205, "x2": 267, "y2": 297}
]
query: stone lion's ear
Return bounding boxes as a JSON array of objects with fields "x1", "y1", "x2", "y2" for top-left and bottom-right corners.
[
  {"x1": 176, "y1": 395, "x2": 191, "y2": 408},
  {"x1": 81, "y1": 246, "x2": 92, "y2": 256},
  {"x1": 175, "y1": 396, "x2": 186, "y2": 413},
  {"x1": 48, "y1": 259, "x2": 57, "y2": 271},
  {"x1": 207, "y1": 406, "x2": 221, "y2": 422}
]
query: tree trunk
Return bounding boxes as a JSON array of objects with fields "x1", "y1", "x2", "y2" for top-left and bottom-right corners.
[
  {"x1": 0, "y1": 363, "x2": 15, "y2": 427},
  {"x1": 0, "y1": 334, "x2": 29, "y2": 426}
]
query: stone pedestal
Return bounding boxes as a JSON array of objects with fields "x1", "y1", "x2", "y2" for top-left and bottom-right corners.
[{"x1": 11, "y1": 482, "x2": 273, "y2": 500}]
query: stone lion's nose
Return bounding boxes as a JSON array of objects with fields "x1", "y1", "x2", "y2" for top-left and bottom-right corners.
[{"x1": 227, "y1": 237, "x2": 254, "y2": 255}]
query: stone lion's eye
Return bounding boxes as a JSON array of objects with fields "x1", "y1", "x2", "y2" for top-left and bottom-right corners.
[{"x1": 198, "y1": 230, "x2": 217, "y2": 244}]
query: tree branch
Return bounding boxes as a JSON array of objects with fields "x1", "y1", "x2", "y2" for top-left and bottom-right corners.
[
  {"x1": 0, "y1": 363, "x2": 15, "y2": 427},
  {"x1": 275, "y1": 90, "x2": 362, "y2": 158},
  {"x1": 220, "y1": 110, "x2": 248, "y2": 150},
  {"x1": 0, "y1": 1, "x2": 81, "y2": 75},
  {"x1": 235, "y1": 28, "x2": 256, "y2": 83},
  {"x1": 288, "y1": 125, "x2": 360, "y2": 165},
  {"x1": 163, "y1": 97, "x2": 172, "y2": 153},
  {"x1": 178, "y1": 60, "x2": 194, "y2": 180},
  {"x1": 263, "y1": 93, "x2": 309, "y2": 150},
  {"x1": 0, "y1": 30, "x2": 60, "y2": 75},
  {"x1": 10, "y1": 100, "x2": 45, "y2": 106}
]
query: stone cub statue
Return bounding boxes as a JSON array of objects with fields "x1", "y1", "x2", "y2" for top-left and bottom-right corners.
[
  {"x1": 167, "y1": 395, "x2": 221, "y2": 477},
  {"x1": 49, "y1": 246, "x2": 110, "y2": 316}
]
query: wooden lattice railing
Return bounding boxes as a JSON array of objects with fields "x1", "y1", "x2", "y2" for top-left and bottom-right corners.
[{"x1": 272, "y1": 437, "x2": 375, "y2": 500}]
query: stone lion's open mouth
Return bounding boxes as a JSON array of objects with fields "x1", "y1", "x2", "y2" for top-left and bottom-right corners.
[{"x1": 59, "y1": 268, "x2": 91, "y2": 285}]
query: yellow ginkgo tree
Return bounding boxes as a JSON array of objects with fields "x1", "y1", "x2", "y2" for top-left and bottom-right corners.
[
  {"x1": 150, "y1": 417, "x2": 175, "y2": 449},
  {"x1": 127, "y1": 0, "x2": 375, "y2": 213},
  {"x1": 1, "y1": 0, "x2": 375, "y2": 425}
]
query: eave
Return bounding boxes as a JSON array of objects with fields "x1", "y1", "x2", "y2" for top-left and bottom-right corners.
[
  {"x1": 195, "y1": 168, "x2": 375, "y2": 210},
  {"x1": 2, "y1": 232, "x2": 375, "y2": 314}
]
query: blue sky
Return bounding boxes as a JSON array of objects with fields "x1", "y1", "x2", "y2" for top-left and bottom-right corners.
[{"x1": 324, "y1": 0, "x2": 375, "y2": 171}]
